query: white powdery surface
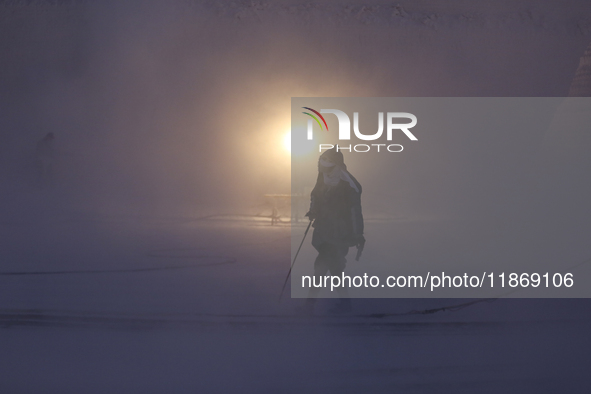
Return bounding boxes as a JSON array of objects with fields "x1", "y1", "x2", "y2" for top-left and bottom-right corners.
[{"x1": 0, "y1": 213, "x2": 589, "y2": 393}]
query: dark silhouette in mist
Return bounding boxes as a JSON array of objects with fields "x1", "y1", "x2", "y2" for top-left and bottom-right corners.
[{"x1": 302, "y1": 147, "x2": 364, "y2": 314}]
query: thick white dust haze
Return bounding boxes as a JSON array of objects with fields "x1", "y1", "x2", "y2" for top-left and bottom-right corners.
[{"x1": 0, "y1": 1, "x2": 590, "y2": 220}]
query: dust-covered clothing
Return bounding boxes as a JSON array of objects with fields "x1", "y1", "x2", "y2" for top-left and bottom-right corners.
[
  {"x1": 302, "y1": 148, "x2": 364, "y2": 314},
  {"x1": 313, "y1": 242, "x2": 349, "y2": 276},
  {"x1": 309, "y1": 173, "x2": 364, "y2": 255}
]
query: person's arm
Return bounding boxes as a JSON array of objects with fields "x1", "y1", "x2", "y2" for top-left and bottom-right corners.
[
  {"x1": 306, "y1": 193, "x2": 317, "y2": 221},
  {"x1": 306, "y1": 174, "x2": 322, "y2": 220},
  {"x1": 346, "y1": 175, "x2": 364, "y2": 237}
]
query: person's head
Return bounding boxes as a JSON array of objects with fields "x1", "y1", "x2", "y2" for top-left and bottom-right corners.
[{"x1": 318, "y1": 146, "x2": 345, "y2": 173}]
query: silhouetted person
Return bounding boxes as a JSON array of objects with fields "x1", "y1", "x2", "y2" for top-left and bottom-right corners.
[
  {"x1": 302, "y1": 147, "x2": 365, "y2": 314},
  {"x1": 35, "y1": 132, "x2": 55, "y2": 188}
]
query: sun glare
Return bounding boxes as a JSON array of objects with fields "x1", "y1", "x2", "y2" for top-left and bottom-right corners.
[
  {"x1": 282, "y1": 126, "x2": 316, "y2": 157},
  {"x1": 283, "y1": 130, "x2": 291, "y2": 153}
]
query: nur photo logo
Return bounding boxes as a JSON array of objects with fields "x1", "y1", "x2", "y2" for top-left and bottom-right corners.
[{"x1": 301, "y1": 107, "x2": 418, "y2": 153}]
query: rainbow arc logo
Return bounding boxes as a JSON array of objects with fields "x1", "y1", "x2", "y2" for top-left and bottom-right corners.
[
  {"x1": 299, "y1": 106, "x2": 417, "y2": 153},
  {"x1": 302, "y1": 107, "x2": 328, "y2": 139}
]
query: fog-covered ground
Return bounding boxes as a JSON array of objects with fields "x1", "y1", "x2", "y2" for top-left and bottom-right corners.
[
  {"x1": 0, "y1": 213, "x2": 589, "y2": 393},
  {"x1": 1, "y1": 1, "x2": 591, "y2": 392}
]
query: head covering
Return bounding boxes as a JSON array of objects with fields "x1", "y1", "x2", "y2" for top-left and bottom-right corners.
[
  {"x1": 319, "y1": 147, "x2": 345, "y2": 169},
  {"x1": 318, "y1": 147, "x2": 359, "y2": 193}
]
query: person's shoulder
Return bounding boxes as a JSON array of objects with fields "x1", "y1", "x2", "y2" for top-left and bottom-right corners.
[{"x1": 346, "y1": 172, "x2": 362, "y2": 194}]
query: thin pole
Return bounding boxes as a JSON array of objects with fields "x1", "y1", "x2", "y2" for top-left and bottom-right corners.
[{"x1": 278, "y1": 220, "x2": 312, "y2": 304}]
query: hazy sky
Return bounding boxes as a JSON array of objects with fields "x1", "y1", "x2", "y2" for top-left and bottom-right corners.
[{"x1": 1, "y1": 0, "x2": 590, "y2": 217}]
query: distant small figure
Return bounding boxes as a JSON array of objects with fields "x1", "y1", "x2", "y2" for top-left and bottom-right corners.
[
  {"x1": 301, "y1": 147, "x2": 365, "y2": 315},
  {"x1": 35, "y1": 132, "x2": 55, "y2": 188}
]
